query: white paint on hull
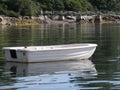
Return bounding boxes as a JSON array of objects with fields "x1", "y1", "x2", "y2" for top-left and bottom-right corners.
[{"x1": 3, "y1": 43, "x2": 97, "y2": 63}]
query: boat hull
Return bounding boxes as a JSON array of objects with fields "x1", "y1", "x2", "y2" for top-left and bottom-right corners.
[{"x1": 3, "y1": 44, "x2": 97, "y2": 63}]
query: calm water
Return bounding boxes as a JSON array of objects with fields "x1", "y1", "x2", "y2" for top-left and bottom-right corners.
[{"x1": 0, "y1": 23, "x2": 120, "y2": 90}]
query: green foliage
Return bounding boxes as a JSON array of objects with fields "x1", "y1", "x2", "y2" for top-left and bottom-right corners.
[
  {"x1": 6, "y1": 0, "x2": 39, "y2": 16},
  {"x1": 54, "y1": 0, "x2": 64, "y2": 10},
  {"x1": 61, "y1": 0, "x2": 93, "y2": 11},
  {"x1": 0, "y1": 0, "x2": 120, "y2": 16},
  {"x1": 88, "y1": 0, "x2": 120, "y2": 11}
]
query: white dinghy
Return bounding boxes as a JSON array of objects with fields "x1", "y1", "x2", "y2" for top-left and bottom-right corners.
[{"x1": 2, "y1": 43, "x2": 97, "y2": 63}]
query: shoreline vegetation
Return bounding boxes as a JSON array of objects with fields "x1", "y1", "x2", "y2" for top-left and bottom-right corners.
[
  {"x1": 0, "y1": 13, "x2": 120, "y2": 26},
  {"x1": 1, "y1": 0, "x2": 120, "y2": 25}
]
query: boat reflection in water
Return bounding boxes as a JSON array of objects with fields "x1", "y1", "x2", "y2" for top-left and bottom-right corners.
[
  {"x1": 5, "y1": 59, "x2": 97, "y2": 77},
  {"x1": 2, "y1": 59, "x2": 98, "y2": 90}
]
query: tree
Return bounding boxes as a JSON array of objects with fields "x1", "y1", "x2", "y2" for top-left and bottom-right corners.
[
  {"x1": 106, "y1": 0, "x2": 120, "y2": 11},
  {"x1": 6, "y1": 0, "x2": 39, "y2": 16},
  {"x1": 88, "y1": 0, "x2": 107, "y2": 10},
  {"x1": 63, "y1": 0, "x2": 93, "y2": 11},
  {"x1": 36, "y1": 0, "x2": 54, "y2": 10},
  {"x1": 54, "y1": 0, "x2": 64, "y2": 10}
]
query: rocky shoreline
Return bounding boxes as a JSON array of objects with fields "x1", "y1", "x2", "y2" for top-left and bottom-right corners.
[{"x1": 0, "y1": 14, "x2": 120, "y2": 26}]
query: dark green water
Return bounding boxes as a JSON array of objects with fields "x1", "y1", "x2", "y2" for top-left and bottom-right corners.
[{"x1": 0, "y1": 23, "x2": 120, "y2": 90}]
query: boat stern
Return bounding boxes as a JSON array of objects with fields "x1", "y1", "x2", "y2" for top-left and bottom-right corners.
[{"x1": 3, "y1": 47, "x2": 28, "y2": 62}]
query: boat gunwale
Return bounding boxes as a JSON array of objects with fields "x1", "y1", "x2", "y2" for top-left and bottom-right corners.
[{"x1": 2, "y1": 44, "x2": 97, "y2": 52}]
